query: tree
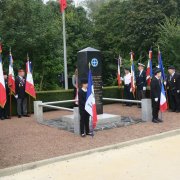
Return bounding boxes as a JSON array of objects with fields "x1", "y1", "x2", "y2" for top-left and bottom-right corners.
[
  {"x1": 0, "y1": 0, "x2": 95, "y2": 90},
  {"x1": 92, "y1": 0, "x2": 179, "y2": 85},
  {"x1": 158, "y1": 17, "x2": 180, "y2": 71}
]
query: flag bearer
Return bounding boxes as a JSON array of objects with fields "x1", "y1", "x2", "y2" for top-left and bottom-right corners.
[
  {"x1": 122, "y1": 67, "x2": 133, "y2": 106},
  {"x1": 15, "y1": 68, "x2": 29, "y2": 118},
  {"x1": 136, "y1": 63, "x2": 146, "y2": 107},
  {"x1": 166, "y1": 66, "x2": 180, "y2": 113},
  {"x1": 78, "y1": 78, "x2": 90, "y2": 137},
  {"x1": 0, "y1": 72, "x2": 10, "y2": 120},
  {"x1": 150, "y1": 68, "x2": 163, "y2": 123}
]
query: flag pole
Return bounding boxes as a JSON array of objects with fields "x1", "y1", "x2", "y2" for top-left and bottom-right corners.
[
  {"x1": 9, "y1": 90, "x2": 12, "y2": 119},
  {"x1": 62, "y1": 11, "x2": 68, "y2": 90},
  {"x1": 9, "y1": 47, "x2": 12, "y2": 119},
  {"x1": 27, "y1": 53, "x2": 31, "y2": 116}
]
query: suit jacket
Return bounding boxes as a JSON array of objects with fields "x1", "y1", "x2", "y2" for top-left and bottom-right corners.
[
  {"x1": 5, "y1": 79, "x2": 10, "y2": 98},
  {"x1": 15, "y1": 76, "x2": 27, "y2": 99},
  {"x1": 136, "y1": 70, "x2": 146, "y2": 90},
  {"x1": 167, "y1": 72, "x2": 180, "y2": 91},
  {"x1": 150, "y1": 76, "x2": 161, "y2": 99},
  {"x1": 78, "y1": 88, "x2": 87, "y2": 114}
]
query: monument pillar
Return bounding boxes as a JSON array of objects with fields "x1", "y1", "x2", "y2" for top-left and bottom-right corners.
[{"x1": 77, "y1": 47, "x2": 103, "y2": 114}]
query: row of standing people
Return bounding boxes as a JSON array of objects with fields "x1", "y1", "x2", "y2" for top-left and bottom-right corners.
[
  {"x1": 122, "y1": 64, "x2": 180, "y2": 123},
  {"x1": 0, "y1": 68, "x2": 30, "y2": 120}
]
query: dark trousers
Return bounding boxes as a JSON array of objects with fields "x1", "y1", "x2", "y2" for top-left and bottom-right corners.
[
  {"x1": 17, "y1": 98, "x2": 27, "y2": 116},
  {"x1": 80, "y1": 110, "x2": 90, "y2": 135},
  {"x1": 152, "y1": 99, "x2": 160, "y2": 120},
  {"x1": 124, "y1": 84, "x2": 133, "y2": 105},
  {"x1": 137, "y1": 89, "x2": 146, "y2": 100},
  {"x1": 169, "y1": 90, "x2": 180, "y2": 111},
  {"x1": 0, "y1": 97, "x2": 9, "y2": 119}
]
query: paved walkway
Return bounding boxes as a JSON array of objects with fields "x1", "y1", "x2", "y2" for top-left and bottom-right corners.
[
  {"x1": 1, "y1": 134, "x2": 180, "y2": 180},
  {"x1": 0, "y1": 104, "x2": 180, "y2": 169}
]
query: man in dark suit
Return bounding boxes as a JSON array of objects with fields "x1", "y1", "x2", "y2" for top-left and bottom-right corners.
[
  {"x1": 150, "y1": 68, "x2": 163, "y2": 123},
  {"x1": 136, "y1": 63, "x2": 147, "y2": 107},
  {"x1": 0, "y1": 71, "x2": 10, "y2": 120},
  {"x1": 166, "y1": 66, "x2": 180, "y2": 113},
  {"x1": 15, "y1": 68, "x2": 29, "y2": 118}
]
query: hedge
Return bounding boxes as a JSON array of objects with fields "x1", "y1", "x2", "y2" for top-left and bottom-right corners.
[{"x1": 10, "y1": 86, "x2": 150, "y2": 115}]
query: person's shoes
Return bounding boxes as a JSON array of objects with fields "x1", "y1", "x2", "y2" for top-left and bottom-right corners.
[
  {"x1": 86, "y1": 132, "x2": 93, "y2": 136},
  {"x1": 23, "y1": 114, "x2": 30, "y2": 117},
  {"x1": 5, "y1": 116, "x2": 10, "y2": 119},
  {"x1": 138, "y1": 105, "x2": 141, "y2": 108},
  {"x1": 1, "y1": 117, "x2": 5, "y2": 120},
  {"x1": 152, "y1": 119, "x2": 159, "y2": 123},
  {"x1": 18, "y1": 115, "x2": 22, "y2": 118},
  {"x1": 176, "y1": 110, "x2": 180, "y2": 113},
  {"x1": 157, "y1": 118, "x2": 163, "y2": 123},
  {"x1": 81, "y1": 134, "x2": 86, "y2": 137}
]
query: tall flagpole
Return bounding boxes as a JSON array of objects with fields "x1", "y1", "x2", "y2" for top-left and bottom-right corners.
[{"x1": 62, "y1": 11, "x2": 68, "y2": 90}]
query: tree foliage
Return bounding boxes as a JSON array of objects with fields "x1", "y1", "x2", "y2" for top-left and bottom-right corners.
[
  {"x1": 0, "y1": 0, "x2": 179, "y2": 88},
  {"x1": 0, "y1": 0, "x2": 95, "y2": 90}
]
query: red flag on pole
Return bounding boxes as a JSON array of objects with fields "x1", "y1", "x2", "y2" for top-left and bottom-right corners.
[
  {"x1": 59, "y1": 0, "x2": 67, "y2": 13},
  {"x1": 130, "y1": 51, "x2": 136, "y2": 95},
  {"x1": 25, "y1": 56, "x2": 36, "y2": 99},
  {"x1": 117, "y1": 55, "x2": 122, "y2": 87},
  {"x1": 8, "y1": 51, "x2": 15, "y2": 94},
  {"x1": 0, "y1": 42, "x2": 2, "y2": 54},
  {"x1": 0, "y1": 47, "x2": 6, "y2": 108},
  {"x1": 146, "y1": 49, "x2": 153, "y2": 86}
]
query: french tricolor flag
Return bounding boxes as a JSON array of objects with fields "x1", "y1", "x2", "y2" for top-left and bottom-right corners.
[
  {"x1": 160, "y1": 83, "x2": 168, "y2": 112},
  {"x1": 85, "y1": 69, "x2": 97, "y2": 129},
  {"x1": 0, "y1": 53, "x2": 6, "y2": 108},
  {"x1": 25, "y1": 57, "x2": 36, "y2": 99},
  {"x1": 8, "y1": 52, "x2": 15, "y2": 94},
  {"x1": 117, "y1": 55, "x2": 122, "y2": 87},
  {"x1": 146, "y1": 49, "x2": 153, "y2": 86}
]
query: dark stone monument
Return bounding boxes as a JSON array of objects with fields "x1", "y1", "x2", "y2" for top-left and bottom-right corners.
[{"x1": 77, "y1": 47, "x2": 103, "y2": 114}]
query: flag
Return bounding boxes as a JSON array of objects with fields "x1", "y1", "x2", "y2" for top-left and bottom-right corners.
[
  {"x1": 85, "y1": 69, "x2": 97, "y2": 129},
  {"x1": 75, "y1": 77, "x2": 78, "y2": 105},
  {"x1": 130, "y1": 51, "x2": 136, "y2": 94},
  {"x1": 146, "y1": 49, "x2": 153, "y2": 86},
  {"x1": 25, "y1": 57, "x2": 36, "y2": 99},
  {"x1": 59, "y1": 0, "x2": 67, "y2": 13},
  {"x1": 0, "y1": 42, "x2": 2, "y2": 54},
  {"x1": 158, "y1": 49, "x2": 165, "y2": 81},
  {"x1": 160, "y1": 83, "x2": 168, "y2": 112},
  {"x1": 117, "y1": 55, "x2": 122, "y2": 87},
  {"x1": 0, "y1": 52, "x2": 6, "y2": 108},
  {"x1": 8, "y1": 52, "x2": 15, "y2": 94}
]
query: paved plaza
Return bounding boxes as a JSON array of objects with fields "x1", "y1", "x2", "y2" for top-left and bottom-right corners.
[{"x1": 1, "y1": 134, "x2": 180, "y2": 180}]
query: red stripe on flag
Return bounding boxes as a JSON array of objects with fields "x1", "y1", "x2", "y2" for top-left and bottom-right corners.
[
  {"x1": 8, "y1": 75, "x2": 15, "y2": 94},
  {"x1": 0, "y1": 83, "x2": 6, "y2": 108},
  {"x1": 160, "y1": 102, "x2": 168, "y2": 112},
  {"x1": 25, "y1": 81, "x2": 36, "y2": 98}
]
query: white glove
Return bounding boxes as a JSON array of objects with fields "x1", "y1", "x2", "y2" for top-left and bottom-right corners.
[
  {"x1": 121, "y1": 77, "x2": 124, "y2": 81},
  {"x1": 155, "y1": 98, "x2": 158, "y2": 102},
  {"x1": 143, "y1": 87, "x2": 146, "y2": 91},
  {"x1": 177, "y1": 90, "x2": 180, "y2": 93},
  {"x1": 164, "y1": 81, "x2": 167, "y2": 86},
  {"x1": 15, "y1": 95, "x2": 18, "y2": 99}
]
